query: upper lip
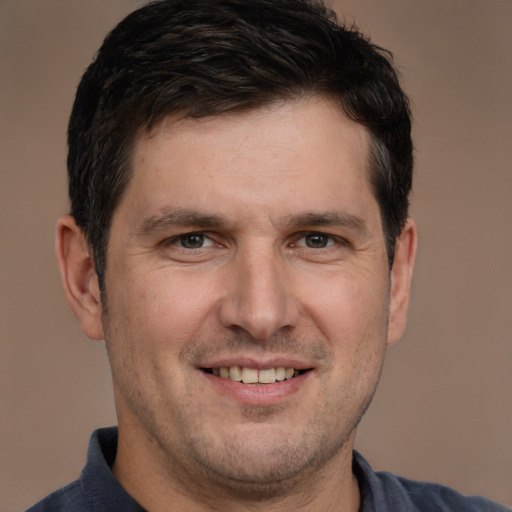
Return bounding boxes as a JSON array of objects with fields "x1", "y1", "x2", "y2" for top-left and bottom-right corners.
[{"x1": 197, "y1": 356, "x2": 314, "y2": 371}]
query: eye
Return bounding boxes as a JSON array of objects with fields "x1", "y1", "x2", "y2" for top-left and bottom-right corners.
[
  {"x1": 175, "y1": 232, "x2": 215, "y2": 249},
  {"x1": 295, "y1": 232, "x2": 336, "y2": 249}
]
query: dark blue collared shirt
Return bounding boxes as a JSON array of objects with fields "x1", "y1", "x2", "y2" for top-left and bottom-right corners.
[
  {"x1": 27, "y1": 427, "x2": 510, "y2": 511},
  {"x1": 27, "y1": 428, "x2": 144, "y2": 512}
]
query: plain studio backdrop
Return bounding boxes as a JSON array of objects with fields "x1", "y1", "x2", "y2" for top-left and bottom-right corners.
[{"x1": 1, "y1": 1, "x2": 511, "y2": 510}]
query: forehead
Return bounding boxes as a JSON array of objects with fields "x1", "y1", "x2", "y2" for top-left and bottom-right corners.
[{"x1": 121, "y1": 97, "x2": 378, "y2": 230}]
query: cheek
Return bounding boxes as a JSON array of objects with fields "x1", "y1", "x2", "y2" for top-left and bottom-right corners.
[
  {"x1": 112, "y1": 270, "x2": 220, "y2": 354},
  {"x1": 303, "y1": 269, "x2": 390, "y2": 345},
  {"x1": 103, "y1": 274, "x2": 199, "y2": 406}
]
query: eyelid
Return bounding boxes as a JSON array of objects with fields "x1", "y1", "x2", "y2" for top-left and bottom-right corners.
[
  {"x1": 292, "y1": 231, "x2": 342, "y2": 248},
  {"x1": 162, "y1": 230, "x2": 348, "y2": 249},
  {"x1": 164, "y1": 231, "x2": 217, "y2": 248}
]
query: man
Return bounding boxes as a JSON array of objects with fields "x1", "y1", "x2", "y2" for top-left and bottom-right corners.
[{"x1": 27, "y1": 1, "x2": 508, "y2": 511}]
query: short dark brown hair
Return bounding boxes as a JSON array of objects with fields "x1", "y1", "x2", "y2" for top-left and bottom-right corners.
[{"x1": 68, "y1": 0, "x2": 413, "y2": 289}]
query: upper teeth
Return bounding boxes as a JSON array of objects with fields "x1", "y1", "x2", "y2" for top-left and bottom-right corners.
[{"x1": 213, "y1": 366, "x2": 297, "y2": 384}]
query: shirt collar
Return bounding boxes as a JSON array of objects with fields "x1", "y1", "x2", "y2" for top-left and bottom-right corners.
[{"x1": 80, "y1": 427, "x2": 146, "y2": 511}]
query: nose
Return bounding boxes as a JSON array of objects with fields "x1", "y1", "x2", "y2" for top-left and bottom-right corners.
[{"x1": 217, "y1": 247, "x2": 300, "y2": 341}]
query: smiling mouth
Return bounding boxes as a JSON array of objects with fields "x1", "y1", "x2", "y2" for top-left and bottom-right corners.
[{"x1": 201, "y1": 366, "x2": 311, "y2": 384}]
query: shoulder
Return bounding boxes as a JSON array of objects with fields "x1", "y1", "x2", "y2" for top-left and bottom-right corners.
[
  {"x1": 378, "y1": 471, "x2": 509, "y2": 511},
  {"x1": 25, "y1": 480, "x2": 89, "y2": 512},
  {"x1": 354, "y1": 451, "x2": 510, "y2": 512},
  {"x1": 25, "y1": 427, "x2": 145, "y2": 512}
]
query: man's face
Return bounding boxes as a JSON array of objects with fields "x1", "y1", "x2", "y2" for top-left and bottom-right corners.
[{"x1": 100, "y1": 97, "x2": 406, "y2": 491}]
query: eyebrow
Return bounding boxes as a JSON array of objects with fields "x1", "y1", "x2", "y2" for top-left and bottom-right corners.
[
  {"x1": 138, "y1": 208, "x2": 229, "y2": 235},
  {"x1": 137, "y1": 208, "x2": 369, "y2": 237},
  {"x1": 284, "y1": 211, "x2": 369, "y2": 235}
]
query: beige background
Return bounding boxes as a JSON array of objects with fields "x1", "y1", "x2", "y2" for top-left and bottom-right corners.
[{"x1": 1, "y1": 0, "x2": 511, "y2": 510}]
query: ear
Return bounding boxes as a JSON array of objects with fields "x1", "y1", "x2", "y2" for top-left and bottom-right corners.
[
  {"x1": 387, "y1": 218, "x2": 417, "y2": 346},
  {"x1": 55, "y1": 215, "x2": 104, "y2": 340}
]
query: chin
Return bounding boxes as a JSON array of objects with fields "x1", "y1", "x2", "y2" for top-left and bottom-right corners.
[{"x1": 185, "y1": 422, "x2": 347, "y2": 500}]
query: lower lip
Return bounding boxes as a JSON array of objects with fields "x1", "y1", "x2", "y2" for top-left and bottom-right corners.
[{"x1": 201, "y1": 370, "x2": 312, "y2": 405}]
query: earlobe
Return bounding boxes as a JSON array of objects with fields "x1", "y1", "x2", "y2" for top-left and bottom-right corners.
[
  {"x1": 387, "y1": 218, "x2": 417, "y2": 346},
  {"x1": 55, "y1": 215, "x2": 104, "y2": 340}
]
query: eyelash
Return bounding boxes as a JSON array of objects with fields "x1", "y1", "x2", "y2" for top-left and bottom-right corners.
[
  {"x1": 293, "y1": 232, "x2": 340, "y2": 249},
  {"x1": 164, "y1": 231, "x2": 345, "y2": 251},
  {"x1": 166, "y1": 232, "x2": 216, "y2": 249}
]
